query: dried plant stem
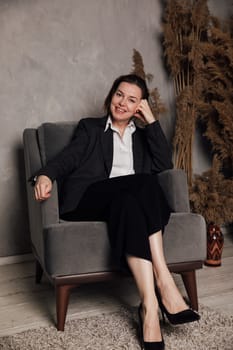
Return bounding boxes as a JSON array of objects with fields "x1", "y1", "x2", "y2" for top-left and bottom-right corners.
[
  {"x1": 174, "y1": 102, "x2": 195, "y2": 186},
  {"x1": 131, "y1": 48, "x2": 167, "y2": 120}
]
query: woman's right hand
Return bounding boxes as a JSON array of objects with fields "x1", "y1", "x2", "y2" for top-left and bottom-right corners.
[{"x1": 34, "y1": 175, "x2": 52, "y2": 201}]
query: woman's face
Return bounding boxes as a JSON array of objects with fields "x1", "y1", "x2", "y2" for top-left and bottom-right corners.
[{"x1": 110, "y1": 82, "x2": 142, "y2": 123}]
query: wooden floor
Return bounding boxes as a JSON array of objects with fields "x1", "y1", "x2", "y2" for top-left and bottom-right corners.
[{"x1": 0, "y1": 234, "x2": 233, "y2": 337}]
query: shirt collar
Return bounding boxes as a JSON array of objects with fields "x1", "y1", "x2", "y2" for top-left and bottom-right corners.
[{"x1": 104, "y1": 116, "x2": 136, "y2": 133}]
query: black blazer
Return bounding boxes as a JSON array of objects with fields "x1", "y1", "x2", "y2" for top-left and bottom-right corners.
[{"x1": 36, "y1": 116, "x2": 173, "y2": 215}]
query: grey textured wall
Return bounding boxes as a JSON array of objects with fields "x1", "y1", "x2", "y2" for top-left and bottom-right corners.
[{"x1": 0, "y1": 0, "x2": 232, "y2": 257}]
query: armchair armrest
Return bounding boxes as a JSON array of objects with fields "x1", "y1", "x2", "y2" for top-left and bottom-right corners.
[
  {"x1": 23, "y1": 128, "x2": 60, "y2": 226},
  {"x1": 157, "y1": 169, "x2": 190, "y2": 212},
  {"x1": 41, "y1": 181, "x2": 60, "y2": 226}
]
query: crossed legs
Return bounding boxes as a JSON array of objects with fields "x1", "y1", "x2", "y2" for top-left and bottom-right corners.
[
  {"x1": 62, "y1": 175, "x2": 191, "y2": 341},
  {"x1": 127, "y1": 230, "x2": 188, "y2": 342}
]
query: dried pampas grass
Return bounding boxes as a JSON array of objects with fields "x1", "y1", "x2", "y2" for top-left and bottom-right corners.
[
  {"x1": 190, "y1": 156, "x2": 233, "y2": 225},
  {"x1": 163, "y1": 0, "x2": 210, "y2": 185},
  {"x1": 163, "y1": 0, "x2": 233, "y2": 224},
  {"x1": 131, "y1": 49, "x2": 166, "y2": 120}
]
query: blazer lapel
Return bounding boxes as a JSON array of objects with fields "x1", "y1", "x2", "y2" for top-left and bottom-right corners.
[
  {"x1": 100, "y1": 124, "x2": 113, "y2": 176},
  {"x1": 133, "y1": 130, "x2": 144, "y2": 173}
]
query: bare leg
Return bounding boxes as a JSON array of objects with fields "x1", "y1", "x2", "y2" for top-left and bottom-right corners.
[
  {"x1": 127, "y1": 255, "x2": 162, "y2": 342},
  {"x1": 149, "y1": 230, "x2": 188, "y2": 313}
]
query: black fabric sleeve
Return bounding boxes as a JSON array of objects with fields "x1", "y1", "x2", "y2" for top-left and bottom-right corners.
[{"x1": 145, "y1": 120, "x2": 173, "y2": 172}]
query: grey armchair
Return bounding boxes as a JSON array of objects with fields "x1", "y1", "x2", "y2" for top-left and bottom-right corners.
[{"x1": 23, "y1": 121, "x2": 206, "y2": 331}]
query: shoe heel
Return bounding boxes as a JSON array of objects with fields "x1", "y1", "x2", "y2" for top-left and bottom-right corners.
[
  {"x1": 155, "y1": 288, "x2": 200, "y2": 325},
  {"x1": 138, "y1": 303, "x2": 165, "y2": 350}
]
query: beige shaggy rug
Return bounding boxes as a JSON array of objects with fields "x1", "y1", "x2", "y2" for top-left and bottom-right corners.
[{"x1": 0, "y1": 305, "x2": 232, "y2": 350}]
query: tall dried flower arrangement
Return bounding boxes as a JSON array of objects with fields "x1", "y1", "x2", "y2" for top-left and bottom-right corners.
[
  {"x1": 163, "y1": 0, "x2": 233, "y2": 226},
  {"x1": 163, "y1": 0, "x2": 209, "y2": 186},
  {"x1": 190, "y1": 15, "x2": 233, "y2": 225}
]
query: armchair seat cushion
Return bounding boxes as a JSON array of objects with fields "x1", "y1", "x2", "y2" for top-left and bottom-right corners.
[
  {"x1": 43, "y1": 221, "x2": 116, "y2": 277},
  {"x1": 163, "y1": 213, "x2": 206, "y2": 264},
  {"x1": 42, "y1": 212, "x2": 206, "y2": 277}
]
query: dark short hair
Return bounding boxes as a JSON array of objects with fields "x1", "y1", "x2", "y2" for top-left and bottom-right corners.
[{"x1": 104, "y1": 74, "x2": 149, "y2": 114}]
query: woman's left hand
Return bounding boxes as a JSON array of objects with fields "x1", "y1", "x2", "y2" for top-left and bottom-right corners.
[{"x1": 134, "y1": 99, "x2": 156, "y2": 125}]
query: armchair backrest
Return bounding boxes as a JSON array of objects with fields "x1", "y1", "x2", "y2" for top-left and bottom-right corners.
[{"x1": 37, "y1": 122, "x2": 78, "y2": 165}]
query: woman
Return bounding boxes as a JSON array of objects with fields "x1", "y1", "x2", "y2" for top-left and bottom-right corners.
[{"x1": 34, "y1": 74, "x2": 199, "y2": 350}]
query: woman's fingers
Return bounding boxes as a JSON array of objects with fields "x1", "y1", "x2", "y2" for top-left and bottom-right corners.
[
  {"x1": 35, "y1": 184, "x2": 51, "y2": 201},
  {"x1": 34, "y1": 175, "x2": 52, "y2": 201},
  {"x1": 136, "y1": 99, "x2": 155, "y2": 124}
]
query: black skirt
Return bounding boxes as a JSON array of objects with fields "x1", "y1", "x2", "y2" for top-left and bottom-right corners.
[{"x1": 61, "y1": 174, "x2": 171, "y2": 269}]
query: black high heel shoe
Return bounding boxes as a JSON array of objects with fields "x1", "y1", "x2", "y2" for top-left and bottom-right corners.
[
  {"x1": 156, "y1": 291, "x2": 200, "y2": 325},
  {"x1": 138, "y1": 304, "x2": 165, "y2": 350}
]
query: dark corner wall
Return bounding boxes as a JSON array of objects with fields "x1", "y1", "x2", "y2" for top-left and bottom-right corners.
[{"x1": 0, "y1": 0, "x2": 232, "y2": 257}]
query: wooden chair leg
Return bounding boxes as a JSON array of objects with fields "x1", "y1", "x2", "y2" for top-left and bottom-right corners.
[
  {"x1": 181, "y1": 270, "x2": 198, "y2": 311},
  {"x1": 35, "y1": 260, "x2": 43, "y2": 284},
  {"x1": 55, "y1": 284, "x2": 76, "y2": 331}
]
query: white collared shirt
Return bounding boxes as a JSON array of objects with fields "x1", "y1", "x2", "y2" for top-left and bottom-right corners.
[{"x1": 105, "y1": 116, "x2": 136, "y2": 178}]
